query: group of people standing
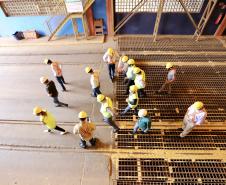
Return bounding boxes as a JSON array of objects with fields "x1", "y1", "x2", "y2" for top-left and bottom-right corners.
[{"x1": 32, "y1": 47, "x2": 208, "y2": 149}]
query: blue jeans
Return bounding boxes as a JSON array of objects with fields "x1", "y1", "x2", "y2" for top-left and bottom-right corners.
[
  {"x1": 133, "y1": 122, "x2": 148, "y2": 134},
  {"x1": 92, "y1": 86, "x2": 102, "y2": 97},
  {"x1": 108, "y1": 64, "x2": 115, "y2": 80},
  {"x1": 56, "y1": 76, "x2": 66, "y2": 91},
  {"x1": 122, "y1": 105, "x2": 138, "y2": 115}
]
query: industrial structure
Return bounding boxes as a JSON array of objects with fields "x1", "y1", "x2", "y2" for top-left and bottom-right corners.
[{"x1": 0, "y1": 0, "x2": 226, "y2": 184}]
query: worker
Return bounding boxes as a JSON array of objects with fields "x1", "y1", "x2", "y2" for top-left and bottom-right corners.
[
  {"x1": 121, "y1": 85, "x2": 139, "y2": 115},
  {"x1": 133, "y1": 67, "x2": 146, "y2": 98},
  {"x1": 130, "y1": 109, "x2": 151, "y2": 134},
  {"x1": 103, "y1": 48, "x2": 119, "y2": 82},
  {"x1": 40, "y1": 76, "x2": 68, "y2": 107},
  {"x1": 180, "y1": 101, "x2": 207, "y2": 138},
  {"x1": 85, "y1": 66, "x2": 102, "y2": 97},
  {"x1": 73, "y1": 111, "x2": 96, "y2": 149},
  {"x1": 157, "y1": 62, "x2": 176, "y2": 94},
  {"x1": 124, "y1": 59, "x2": 136, "y2": 95},
  {"x1": 44, "y1": 59, "x2": 67, "y2": 91},
  {"x1": 97, "y1": 94, "x2": 120, "y2": 133},
  {"x1": 117, "y1": 55, "x2": 129, "y2": 77},
  {"x1": 33, "y1": 106, "x2": 67, "y2": 135}
]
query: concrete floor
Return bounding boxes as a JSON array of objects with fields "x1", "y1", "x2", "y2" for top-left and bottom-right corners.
[{"x1": 0, "y1": 37, "x2": 117, "y2": 185}]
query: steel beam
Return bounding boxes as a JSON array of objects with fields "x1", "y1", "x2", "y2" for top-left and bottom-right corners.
[
  {"x1": 194, "y1": 0, "x2": 218, "y2": 41},
  {"x1": 153, "y1": 0, "x2": 165, "y2": 42}
]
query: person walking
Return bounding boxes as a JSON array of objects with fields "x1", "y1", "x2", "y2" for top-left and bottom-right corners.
[
  {"x1": 103, "y1": 48, "x2": 119, "y2": 82},
  {"x1": 73, "y1": 111, "x2": 96, "y2": 149},
  {"x1": 117, "y1": 55, "x2": 129, "y2": 77},
  {"x1": 44, "y1": 59, "x2": 67, "y2": 91},
  {"x1": 33, "y1": 106, "x2": 67, "y2": 135},
  {"x1": 85, "y1": 66, "x2": 102, "y2": 97},
  {"x1": 157, "y1": 62, "x2": 176, "y2": 94},
  {"x1": 124, "y1": 59, "x2": 136, "y2": 95},
  {"x1": 133, "y1": 67, "x2": 146, "y2": 98},
  {"x1": 121, "y1": 85, "x2": 139, "y2": 115},
  {"x1": 180, "y1": 101, "x2": 207, "y2": 138},
  {"x1": 97, "y1": 94, "x2": 120, "y2": 133},
  {"x1": 40, "y1": 76, "x2": 68, "y2": 107},
  {"x1": 130, "y1": 109, "x2": 152, "y2": 134}
]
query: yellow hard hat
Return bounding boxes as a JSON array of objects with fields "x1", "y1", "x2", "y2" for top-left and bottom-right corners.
[
  {"x1": 129, "y1": 85, "x2": 137, "y2": 92},
  {"x1": 127, "y1": 59, "x2": 135, "y2": 65},
  {"x1": 193, "y1": 101, "x2": 204, "y2": 110},
  {"x1": 121, "y1": 56, "x2": 129, "y2": 63},
  {"x1": 107, "y1": 48, "x2": 114, "y2": 56},
  {"x1": 43, "y1": 59, "x2": 49, "y2": 64},
  {"x1": 133, "y1": 67, "x2": 141, "y2": 74},
  {"x1": 40, "y1": 76, "x2": 48, "y2": 84},
  {"x1": 85, "y1": 66, "x2": 92, "y2": 73},
  {"x1": 33, "y1": 106, "x2": 42, "y2": 115},
  {"x1": 138, "y1": 109, "x2": 147, "y2": 117},
  {"x1": 97, "y1": 94, "x2": 105, "y2": 102},
  {"x1": 166, "y1": 62, "x2": 173, "y2": 69},
  {"x1": 78, "y1": 111, "x2": 87, "y2": 119}
]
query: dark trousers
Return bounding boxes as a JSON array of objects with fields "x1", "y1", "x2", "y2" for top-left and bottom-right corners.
[
  {"x1": 108, "y1": 64, "x2": 115, "y2": 80},
  {"x1": 92, "y1": 86, "x2": 102, "y2": 97},
  {"x1": 56, "y1": 76, "x2": 66, "y2": 91},
  {"x1": 53, "y1": 96, "x2": 68, "y2": 107},
  {"x1": 48, "y1": 125, "x2": 65, "y2": 132},
  {"x1": 103, "y1": 117, "x2": 119, "y2": 131},
  {"x1": 138, "y1": 88, "x2": 146, "y2": 98},
  {"x1": 126, "y1": 79, "x2": 135, "y2": 94}
]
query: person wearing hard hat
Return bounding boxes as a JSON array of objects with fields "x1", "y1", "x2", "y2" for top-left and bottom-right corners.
[
  {"x1": 133, "y1": 67, "x2": 146, "y2": 98},
  {"x1": 130, "y1": 109, "x2": 152, "y2": 134},
  {"x1": 97, "y1": 94, "x2": 120, "y2": 133},
  {"x1": 40, "y1": 76, "x2": 68, "y2": 107},
  {"x1": 180, "y1": 101, "x2": 207, "y2": 138},
  {"x1": 44, "y1": 59, "x2": 67, "y2": 91},
  {"x1": 157, "y1": 62, "x2": 176, "y2": 94},
  {"x1": 117, "y1": 55, "x2": 129, "y2": 76},
  {"x1": 85, "y1": 66, "x2": 102, "y2": 97},
  {"x1": 121, "y1": 85, "x2": 139, "y2": 115},
  {"x1": 73, "y1": 111, "x2": 96, "y2": 149},
  {"x1": 33, "y1": 106, "x2": 67, "y2": 135},
  {"x1": 124, "y1": 59, "x2": 136, "y2": 95},
  {"x1": 103, "y1": 48, "x2": 119, "y2": 82}
]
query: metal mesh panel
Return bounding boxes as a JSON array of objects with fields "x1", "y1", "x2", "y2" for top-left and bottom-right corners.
[
  {"x1": 116, "y1": 65, "x2": 226, "y2": 122},
  {"x1": 114, "y1": 129, "x2": 226, "y2": 150},
  {"x1": 117, "y1": 36, "x2": 226, "y2": 52},
  {"x1": 115, "y1": 0, "x2": 205, "y2": 13},
  {"x1": 115, "y1": 158, "x2": 226, "y2": 184}
]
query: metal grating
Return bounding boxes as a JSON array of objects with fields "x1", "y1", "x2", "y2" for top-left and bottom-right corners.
[
  {"x1": 117, "y1": 36, "x2": 226, "y2": 52},
  {"x1": 116, "y1": 65, "x2": 226, "y2": 122},
  {"x1": 115, "y1": 158, "x2": 226, "y2": 184},
  {"x1": 114, "y1": 129, "x2": 226, "y2": 150},
  {"x1": 115, "y1": 0, "x2": 205, "y2": 13}
]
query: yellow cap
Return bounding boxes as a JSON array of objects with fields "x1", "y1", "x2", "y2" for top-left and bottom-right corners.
[
  {"x1": 129, "y1": 85, "x2": 137, "y2": 92},
  {"x1": 121, "y1": 56, "x2": 129, "y2": 63},
  {"x1": 107, "y1": 48, "x2": 114, "y2": 56},
  {"x1": 166, "y1": 62, "x2": 173, "y2": 69},
  {"x1": 133, "y1": 67, "x2": 141, "y2": 74},
  {"x1": 43, "y1": 59, "x2": 49, "y2": 64},
  {"x1": 193, "y1": 101, "x2": 204, "y2": 110},
  {"x1": 97, "y1": 94, "x2": 105, "y2": 102},
  {"x1": 78, "y1": 111, "x2": 87, "y2": 119},
  {"x1": 127, "y1": 59, "x2": 135, "y2": 65},
  {"x1": 85, "y1": 66, "x2": 92, "y2": 73},
  {"x1": 40, "y1": 76, "x2": 48, "y2": 84},
  {"x1": 138, "y1": 109, "x2": 147, "y2": 117},
  {"x1": 33, "y1": 106, "x2": 42, "y2": 115}
]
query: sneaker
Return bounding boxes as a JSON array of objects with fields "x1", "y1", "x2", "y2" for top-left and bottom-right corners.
[
  {"x1": 179, "y1": 133, "x2": 185, "y2": 138},
  {"x1": 60, "y1": 131, "x2": 67, "y2": 135},
  {"x1": 55, "y1": 104, "x2": 62, "y2": 107},
  {"x1": 43, "y1": 129, "x2": 51, "y2": 133}
]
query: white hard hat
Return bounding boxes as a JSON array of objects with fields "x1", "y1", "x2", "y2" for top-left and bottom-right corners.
[
  {"x1": 40, "y1": 76, "x2": 48, "y2": 84},
  {"x1": 138, "y1": 109, "x2": 148, "y2": 117}
]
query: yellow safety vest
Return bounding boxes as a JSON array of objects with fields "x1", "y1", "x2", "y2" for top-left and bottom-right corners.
[
  {"x1": 40, "y1": 111, "x2": 56, "y2": 129},
  {"x1": 135, "y1": 70, "x2": 146, "y2": 89},
  {"x1": 128, "y1": 92, "x2": 139, "y2": 109},
  {"x1": 126, "y1": 66, "x2": 135, "y2": 80},
  {"x1": 100, "y1": 97, "x2": 113, "y2": 118}
]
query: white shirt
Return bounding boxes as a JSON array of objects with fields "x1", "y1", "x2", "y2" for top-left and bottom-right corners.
[
  {"x1": 118, "y1": 58, "x2": 128, "y2": 72},
  {"x1": 103, "y1": 51, "x2": 119, "y2": 64},
  {"x1": 167, "y1": 69, "x2": 176, "y2": 81},
  {"x1": 186, "y1": 105, "x2": 207, "y2": 125},
  {"x1": 90, "y1": 71, "x2": 100, "y2": 89}
]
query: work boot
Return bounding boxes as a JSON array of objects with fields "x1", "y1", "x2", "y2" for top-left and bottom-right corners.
[
  {"x1": 89, "y1": 138, "x2": 97, "y2": 146},
  {"x1": 79, "y1": 141, "x2": 87, "y2": 149}
]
